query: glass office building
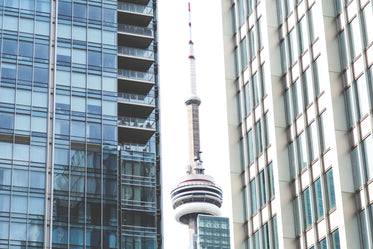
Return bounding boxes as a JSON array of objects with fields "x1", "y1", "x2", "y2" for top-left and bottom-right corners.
[
  {"x1": 196, "y1": 215, "x2": 230, "y2": 249},
  {"x1": 221, "y1": 0, "x2": 373, "y2": 248},
  {"x1": 0, "y1": 0, "x2": 161, "y2": 249}
]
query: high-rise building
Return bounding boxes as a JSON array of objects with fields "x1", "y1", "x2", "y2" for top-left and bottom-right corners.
[
  {"x1": 0, "y1": 1, "x2": 161, "y2": 249},
  {"x1": 169, "y1": 3, "x2": 227, "y2": 249},
  {"x1": 221, "y1": 0, "x2": 373, "y2": 249},
  {"x1": 196, "y1": 215, "x2": 230, "y2": 249}
]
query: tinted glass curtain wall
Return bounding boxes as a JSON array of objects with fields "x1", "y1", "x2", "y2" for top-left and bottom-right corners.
[{"x1": 0, "y1": 0, "x2": 161, "y2": 249}]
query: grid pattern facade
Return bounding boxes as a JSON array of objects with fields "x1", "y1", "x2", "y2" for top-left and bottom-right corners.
[
  {"x1": 197, "y1": 215, "x2": 230, "y2": 249},
  {"x1": 0, "y1": 0, "x2": 161, "y2": 249},
  {"x1": 221, "y1": 0, "x2": 372, "y2": 249}
]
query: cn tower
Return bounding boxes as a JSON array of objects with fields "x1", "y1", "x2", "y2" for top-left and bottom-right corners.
[{"x1": 170, "y1": 2, "x2": 223, "y2": 248}]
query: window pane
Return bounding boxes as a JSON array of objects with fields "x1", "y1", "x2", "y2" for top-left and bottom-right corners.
[
  {"x1": 314, "y1": 178, "x2": 324, "y2": 220},
  {"x1": 326, "y1": 169, "x2": 336, "y2": 210}
]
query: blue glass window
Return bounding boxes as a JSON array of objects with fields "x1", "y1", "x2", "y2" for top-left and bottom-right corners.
[
  {"x1": 29, "y1": 197, "x2": 44, "y2": 215},
  {"x1": 88, "y1": 75, "x2": 101, "y2": 90},
  {"x1": 74, "y1": 3, "x2": 87, "y2": 19},
  {"x1": 71, "y1": 121, "x2": 85, "y2": 138},
  {"x1": 34, "y1": 67, "x2": 49, "y2": 83},
  {"x1": 32, "y1": 92, "x2": 48, "y2": 107},
  {"x1": 3, "y1": 16, "x2": 18, "y2": 31},
  {"x1": 18, "y1": 65, "x2": 33, "y2": 81},
  {"x1": 36, "y1": 20, "x2": 50, "y2": 36},
  {"x1": 11, "y1": 222, "x2": 27, "y2": 240},
  {"x1": 13, "y1": 169, "x2": 29, "y2": 187},
  {"x1": 88, "y1": 51, "x2": 102, "y2": 67},
  {"x1": 30, "y1": 171, "x2": 45, "y2": 188},
  {"x1": 21, "y1": 0, "x2": 35, "y2": 10},
  {"x1": 0, "y1": 87, "x2": 15, "y2": 104},
  {"x1": 72, "y1": 96, "x2": 86, "y2": 113},
  {"x1": 58, "y1": 24, "x2": 72, "y2": 39},
  {"x1": 57, "y1": 47, "x2": 71, "y2": 63},
  {"x1": 250, "y1": 178, "x2": 258, "y2": 215},
  {"x1": 0, "y1": 194, "x2": 10, "y2": 212},
  {"x1": 73, "y1": 26, "x2": 87, "y2": 41},
  {"x1": 103, "y1": 100, "x2": 116, "y2": 116},
  {"x1": 88, "y1": 98, "x2": 101, "y2": 114},
  {"x1": 72, "y1": 49, "x2": 86, "y2": 64},
  {"x1": 89, "y1": 5, "x2": 101, "y2": 21},
  {"x1": 5, "y1": 0, "x2": 18, "y2": 8},
  {"x1": 70, "y1": 228, "x2": 84, "y2": 245},
  {"x1": 20, "y1": 18, "x2": 34, "y2": 34},
  {"x1": 54, "y1": 148, "x2": 69, "y2": 165},
  {"x1": 12, "y1": 195, "x2": 27, "y2": 214},
  {"x1": 103, "y1": 8, "x2": 116, "y2": 23},
  {"x1": 0, "y1": 142, "x2": 12, "y2": 159},
  {"x1": 16, "y1": 90, "x2": 31, "y2": 105},
  {"x1": 59, "y1": 1, "x2": 72, "y2": 17},
  {"x1": 1, "y1": 63, "x2": 16, "y2": 79},
  {"x1": 88, "y1": 28, "x2": 102, "y2": 43},
  {"x1": 87, "y1": 123, "x2": 101, "y2": 139},
  {"x1": 28, "y1": 224, "x2": 44, "y2": 242},
  {"x1": 103, "y1": 53, "x2": 116, "y2": 68},
  {"x1": 15, "y1": 114, "x2": 31, "y2": 131},
  {"x1": 56, "y1": 95, "x2": 71, "y2": 110},
  {"x1": 36, "y1": 0, "x2": 51, "y2": 12},
  {"x1": 56, "y1": 119, "x2": 70, "y2": 135},
  {"x1": 31, "y1": 146, "x2": 46, "y2": 163},
  {"x1": 3, "y1": 39, "x2": 17, "y2": 55},
  {"x1": 0, "y1": 113, "x2": 14, "y2": 130},
  {"x1": 31, "y1": 116, "x2": 47, "y2": 132},
  {"x1": 35, "y1": 44, "x2": 49, "y2": 60},
  {"x1": 103, "y1": 125, "x2": 116, "y2": 141}
]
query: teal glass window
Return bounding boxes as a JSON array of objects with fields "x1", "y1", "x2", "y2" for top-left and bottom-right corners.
[
  {"x1": 240, "y1": 37, "x2": 248, "y2": 71},
  {"x1": 292, "y1": 79, "x2": 303, "y2": 117},
  {"x1": 0, "y1": 87, "x2": 15, "y2": 104},
  {"x1": 302, "y1": 187, "x2": 312, "y2": 228},
  {"x1": 259, "y1": 170, "x2": 266, "y2": 206},
  {"x1": 359, "y1": 210, "x2": 371, "y2": 249},
  {"x1": 0, "y1": 142, "x2": 12, "y2": 159},
  {"x1": 0, "y1": 113, "x2": 14, "y2": 130},
  {"x1": 255, "y1": 120, "x2": 263, "y2": 155},
  {"x1": 253, "y1": 73, "x2": 259, "y2": 106},
  {"x1": 363, "y1": 135, "x2": 373, "y2": 181},
  {"x1": 250, "y1": 178, "x2": 258, "y2": 214},
  {"x1": 314, "y1": 178, "x2": 324, "y2": 220},
  {"x1": 244, "y1": 82, "x2": 251, "y2": 115},
  {"x1": 297, "y1": 131, "x2": 308, "y2": 170},
  {"x1": 247, "y1": 129, "x2": 254, "y2": 164},
  {"x1": 21, "y1": 0, "x2": 35, "y2": 10},
  {"x1": 308, "y1": 121, "x2": 319, "y2": 162},
  {"x1": 20, "y1": 18, "x2": 34, "y2": 34},
  {"x1": 326, "y1": 169, "x2": 336, "y2": 210},
  {"x1": 331, "y1": 229, "x2": 340, "y2": 249},
  {"x1": 0, "y1": 222, "x2": 8, "y2": 239}
]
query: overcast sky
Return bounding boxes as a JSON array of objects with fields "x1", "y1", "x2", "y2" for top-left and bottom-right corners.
[{"x1": 157, "y1": 0, "x2": 232, "y2": 248}]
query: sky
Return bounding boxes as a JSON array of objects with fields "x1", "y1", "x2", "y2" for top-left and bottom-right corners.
[{"x1": 157, "y1": 0, "x2": 232, "y2": 248}]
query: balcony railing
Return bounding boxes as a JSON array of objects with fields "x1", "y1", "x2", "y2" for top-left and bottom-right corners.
[
  {"x1": 118, "y1": 115, "x2": 155, "y2": 129},
  {"x1": 118, "y1": 46, "x2": 154, "y2": 60},
  {"x1": 118, "y1": 2, "x2": 153, "y2": 16},
  {"x1": 118, "y1": 24, "x2": 153, "y2": 37},
  {"x1": 118, "y1": 69, "x2": 154, "y2": 82},
  {"x1": 118, "y1": 92, "x2": 155, "y2": 106}
]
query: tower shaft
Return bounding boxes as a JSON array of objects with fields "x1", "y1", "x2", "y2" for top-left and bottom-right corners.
[{"x1": 186, "y1": 98, "x2": 201, "y2": 171}]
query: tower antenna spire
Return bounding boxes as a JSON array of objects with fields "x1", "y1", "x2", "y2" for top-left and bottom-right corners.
[{"x1": 188, "y1": 2, "x2": 197, "y2": 96}]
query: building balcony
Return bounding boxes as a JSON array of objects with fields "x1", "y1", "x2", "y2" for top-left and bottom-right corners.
[
  {"x1": 118, "y1": 92, "x2": 155, "y2": 106},
  {"x1": 118, "y1": 2, "x2": 153, "y2": 27},
  {"x1": 118, "y1": 69, "x2": 154, "y2": 83},
  {"x1": 118, "y1": 115, "x2": 156, "y2": 144},
  {"x1": 118, "y1": 24, "x2": 153, "y2": 47},
  {"x1": 118, "y1": 46, "x2": 154, "y2": 71},
  {"x1": 118, "y1": 116, "x2": 155, "y2": 130},
  {"x1": 118, "y1": 69, "x2": 155, "y2": 94}
]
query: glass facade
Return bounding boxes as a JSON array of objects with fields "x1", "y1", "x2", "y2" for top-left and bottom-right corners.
[
  {"x1": 0, "y1": 0, "x2": 161, "y2": 248},
  {"x1": 221, "y1": 0, "x2": 373, "y2": 248},
  {"x1": 197, "y1": 215, "x2": 230, "y2": 249}
]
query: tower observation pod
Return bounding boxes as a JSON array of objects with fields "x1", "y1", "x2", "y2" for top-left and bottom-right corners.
[{"x1": 170, "y1": 2, "x2": 223, "y2": 248}]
